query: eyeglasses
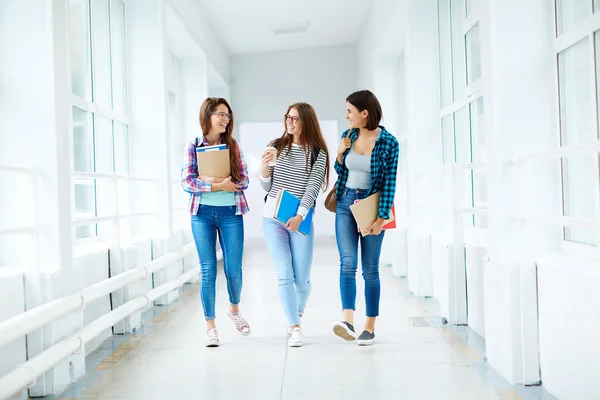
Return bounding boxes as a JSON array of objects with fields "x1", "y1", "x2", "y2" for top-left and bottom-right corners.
[
  {"x1": 284, "y1": 114, "x2": 299, "y2": 123},
  {"x1": 212, "y1": 112, "x2": 232, "y2": 121}
]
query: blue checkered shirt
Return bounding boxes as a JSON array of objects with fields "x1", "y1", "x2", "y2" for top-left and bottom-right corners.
[{"x1": 333, "y1": 126, "x2": 399, "y2": 219}]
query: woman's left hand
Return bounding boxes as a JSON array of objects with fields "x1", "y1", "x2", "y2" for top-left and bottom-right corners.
[
  {"x1": 285, "y1": 215, "x2": 303, "y2": 232},
  {"x1": 365, "y1": 218, "x2": 385, "y2": 236}
]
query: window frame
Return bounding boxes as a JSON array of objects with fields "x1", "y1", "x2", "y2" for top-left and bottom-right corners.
[
  {"x1": 68, "y1": 0, "x2": 130, "y2": 243},
  {"x1": 438, "y1": 0, "x2": 486, "y2": 230},
  {"x1": 553, "y1": 0, "x2": 600, "y2": 250}
]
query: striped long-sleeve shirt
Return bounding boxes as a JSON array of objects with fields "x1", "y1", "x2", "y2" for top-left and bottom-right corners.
[{"x1": 260, "y1": 143, "x2": 327, "y2": 218}]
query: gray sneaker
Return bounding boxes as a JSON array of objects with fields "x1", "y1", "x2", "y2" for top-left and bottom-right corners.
[
  {"x1": 357, "y1": 330, "x2": 375, "y2": 346},
  {"x1": 333, "y1": 321, "x2": 356, "y2": 341}
]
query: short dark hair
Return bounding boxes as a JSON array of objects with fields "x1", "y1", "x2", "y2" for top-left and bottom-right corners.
[{"x1": 346, "y1": 90, "x2": 383, "y2": 131}]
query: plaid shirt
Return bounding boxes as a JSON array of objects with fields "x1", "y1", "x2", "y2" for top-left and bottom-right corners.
[
  {"x1": 181, "y1": 136, "x2": 250, "y2": 216},
  {"x1": 333, "y1": 126, "x2": 399, "y2": 219}
]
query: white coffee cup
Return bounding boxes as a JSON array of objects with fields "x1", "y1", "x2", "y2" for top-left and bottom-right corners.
[{"x1": 265, "y1": 146, "x2": 277, "y2": 166}]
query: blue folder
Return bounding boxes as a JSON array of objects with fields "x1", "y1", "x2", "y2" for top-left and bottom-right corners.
[
  {"x1": 196, "y1": 144, "x2": 227, "y2": 152},
  {"x1": 273, "y1": 189, "x2": 314, "y2": 236}
]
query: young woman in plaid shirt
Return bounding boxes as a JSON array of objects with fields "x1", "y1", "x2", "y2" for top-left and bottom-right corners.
[
  {"x1": 331, "y1": 90, "x2": 399, "y2": 346},
  {"x1": 181, "y1": 97, "x2": 251, "y2": 347}
]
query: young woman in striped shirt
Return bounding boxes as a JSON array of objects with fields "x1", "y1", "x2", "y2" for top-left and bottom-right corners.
[
  {"x1": 332, "y1": 90, "x2": 399, "y2": 346},
  {"x1": 260, "y1": 103, "x2": 330, "y2": 347},
  {"x1": 181, "y1": 97, "x2": 251, "y2": 347}
]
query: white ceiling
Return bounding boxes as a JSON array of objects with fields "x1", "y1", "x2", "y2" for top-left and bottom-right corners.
[{"x1": 191, "y1": 0, "x2": 375, "y2": 54}]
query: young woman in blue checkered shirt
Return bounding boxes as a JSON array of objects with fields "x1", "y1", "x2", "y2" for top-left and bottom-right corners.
[{"x1": 331, "y1": 90, "x2": 399, "y2": 346}]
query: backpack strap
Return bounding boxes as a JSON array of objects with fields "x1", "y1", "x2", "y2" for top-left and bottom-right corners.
[{"x1": 310, "y1": 147, "x2": 319, "y2": 168}]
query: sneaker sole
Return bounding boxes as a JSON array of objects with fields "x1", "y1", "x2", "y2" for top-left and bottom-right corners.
[
  {"x1": 357, "y1": 338, "x2": 375, "y2": 346},
  {"x1": 288, "y1": 341, "x2": 303, "y2": 347},
  {"x1": 333, "y1": 324, "x2": 356, "y2": 341},
  {"x1": 205, "y1": 342, "x2": 219, "y2": 347}
]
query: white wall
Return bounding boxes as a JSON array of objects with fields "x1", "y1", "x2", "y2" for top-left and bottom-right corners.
[
  {"x1": 537, "y1": 254, "x2": 600, "y2": 400},
  {"x1": 73, "y1": 248, "x2": 112, "y2": 355},
  {"x1": 356, "y1": 0, "x2": 405, "y2": 90},
  {"x1": 231, "y1": 45, "x2": 357, "y2": 128},
  {"x1": 231, "y1": 45, "x2": 357, "y2": 238},
  {"x1": 0, "y1": 0, "x2": 213, "y2": 396},
  {"x1": 359, "y1": 0, "x2": 598, "y2": 397},
  {"x1": 0, "y1": 0, "x2": 78, "y2": 395},
  {"x1": 481, "y1": 0, "x2": 561, "y2": 387},
  {"x1": 167, "y1": 0, "x2": 230, "y2": 83}
]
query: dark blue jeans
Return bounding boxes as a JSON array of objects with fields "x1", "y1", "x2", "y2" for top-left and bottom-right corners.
[
  {"x1": 191, "y1": 205, "x2": 244, "y2": 320},
  {"x1": 335, "y1": 188, "x2": 385, "y2": 318}
]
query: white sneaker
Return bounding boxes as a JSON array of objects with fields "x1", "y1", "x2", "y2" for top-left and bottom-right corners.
[
  {"x1": 288, "y1": 327, "x2": 303, "y2": 347},
  {"x1": 286, "y1": 312, "x2": 304, "y2": 336},
  {"x1": 205, "y1": 328, "x2": 219, "y2": 347}
]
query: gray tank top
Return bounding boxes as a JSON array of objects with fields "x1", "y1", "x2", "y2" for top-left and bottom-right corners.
[{"x1": 345, "y1": 146, "x2": 372, "y2": 189}]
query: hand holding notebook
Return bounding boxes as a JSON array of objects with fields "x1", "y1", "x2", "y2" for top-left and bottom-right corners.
[
  {"x1": 272, "y1": 189, "x2": 314, "y2": 236},
  {"x1": 349, "y1": 192, "x2": 396, "y2": 237}
]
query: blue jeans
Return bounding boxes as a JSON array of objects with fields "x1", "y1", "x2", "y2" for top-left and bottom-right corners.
[
  {"x1": 336, "y1": 188, "x2": 385, "y2": 318},
  {"x1": 191, "y1": 205, "x2": 244, "y2": 320},
  {"x1": 263, "y1": 217, "x2": 314, "y2": 326}
]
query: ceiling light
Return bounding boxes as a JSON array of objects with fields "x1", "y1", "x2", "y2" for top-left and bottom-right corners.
[{"x1": 272, "y1": 21, "x2": 310, "y2": 35}]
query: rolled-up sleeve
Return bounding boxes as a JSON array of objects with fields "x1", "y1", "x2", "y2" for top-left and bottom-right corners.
[{"x1": 235, "y1": 141, "x2": 249, "y2": 190}]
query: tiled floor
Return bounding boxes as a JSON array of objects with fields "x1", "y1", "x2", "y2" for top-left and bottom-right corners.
[{"x1": 50, "y1": 238, "x2": 558, "y2": 400}]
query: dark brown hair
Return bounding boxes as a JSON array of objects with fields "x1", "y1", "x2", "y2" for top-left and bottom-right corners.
[
  {"x1": 346, "y1": 90, "x2": 383, "y2": 130},
  {"x1": 199, "y1": 97, "x2": 242, "y2": 182},
  {"x1": 269, "y1": 102, "x2": 330, "y2": 190}
]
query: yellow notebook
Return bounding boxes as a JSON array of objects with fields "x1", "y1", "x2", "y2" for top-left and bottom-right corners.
[{"x1": 196, "y1": 148, "x2": 230, "y2": 178}]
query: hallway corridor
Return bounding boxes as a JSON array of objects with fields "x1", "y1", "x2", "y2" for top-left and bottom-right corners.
[{"x1": 46, "y1": 239, "x2": 551, "y2": 400}]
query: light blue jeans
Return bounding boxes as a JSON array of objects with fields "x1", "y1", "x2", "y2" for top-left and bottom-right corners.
[
  {"x1": 191, "y1": 205, "x2": 244, "y2": 320},
  {"x1": 263, "y1": 217, "x2": 314, "y2": 327}
]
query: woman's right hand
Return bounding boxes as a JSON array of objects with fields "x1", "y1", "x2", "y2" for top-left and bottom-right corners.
[
  {"x1": 337, "y1": 138, "x2": 351, "y2": 156},
  {"x1": 260, "y1": 151, "x2": 272, "y2": 178},
  {"x1": 214, "y1": 176, "x2": 242, "y2": 192}
]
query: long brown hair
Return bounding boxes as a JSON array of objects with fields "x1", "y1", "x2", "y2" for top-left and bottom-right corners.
[
  {"x1": 199, "y1": 97, "x2": 242, "y2": 182},
  {"x1": 269, "y1": 102, "x2": 330, "y2": 190}
]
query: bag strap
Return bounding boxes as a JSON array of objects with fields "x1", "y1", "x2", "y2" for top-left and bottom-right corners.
[{"x1": 311, "y1": 147, "x2": 319, "y2": 168}]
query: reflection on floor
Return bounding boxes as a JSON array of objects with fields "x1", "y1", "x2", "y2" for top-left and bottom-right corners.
[{"x1": 47, "y1": 238, "x2": 557, "y2": 400}]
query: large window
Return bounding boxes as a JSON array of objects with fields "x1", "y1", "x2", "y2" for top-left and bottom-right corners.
[
  {"x1": 438, "y1": 0, "x2": 486, "y2": 228},
  {"x1": 69, "y1": 0, "x2": 129, "y2": 240},
  {"x1": 555, "y1": 1, "x2": 600, "y2": 247}
]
